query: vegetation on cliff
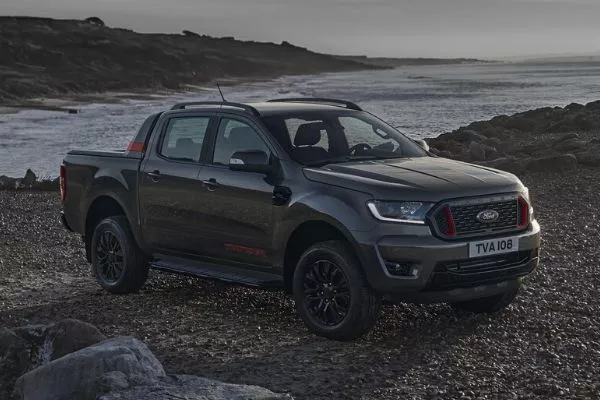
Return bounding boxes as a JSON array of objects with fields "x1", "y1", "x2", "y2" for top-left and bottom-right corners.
[{"x1": 0, "y1": 16, "x2": 379, "y2": 103}]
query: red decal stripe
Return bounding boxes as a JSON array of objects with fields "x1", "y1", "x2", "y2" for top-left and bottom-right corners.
[{"x1": 224, "y1": 243, "x2": 267, "y2": 257}]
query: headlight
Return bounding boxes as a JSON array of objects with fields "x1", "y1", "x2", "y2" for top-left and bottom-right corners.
[{"x1": 367, "y1": 201, "x2": 434, "y2": 224}]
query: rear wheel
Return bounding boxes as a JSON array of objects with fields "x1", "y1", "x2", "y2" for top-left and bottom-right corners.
[
  {"x1": 451, "y1": 281, "x2": 521, "y2": 313},
  {"x1": 293, "y1": 240, "x2": 381, "y2": 341},
  {"x1": 91, "y1": 216, "x2": 149, "y2": 294}
]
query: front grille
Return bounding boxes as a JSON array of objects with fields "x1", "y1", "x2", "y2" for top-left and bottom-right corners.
[
  {"x1": 431, "y1": 195, "x2": 524, "y2": 239},
  {"x1": 425, "y1": 250, "x2": 535, "y2": 291}
]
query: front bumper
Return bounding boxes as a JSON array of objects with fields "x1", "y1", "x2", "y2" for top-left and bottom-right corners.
[{"x1": 355, "y1": 220, "x2": 541, "y2": 303}]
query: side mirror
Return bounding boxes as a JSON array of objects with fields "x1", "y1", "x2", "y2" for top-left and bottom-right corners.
[
  {"x1": 229, "y1": 150, "x2": 272, "y2": 174},
  {"x1": 414, "y1": 139, "x2": 430, "y2": 152}
]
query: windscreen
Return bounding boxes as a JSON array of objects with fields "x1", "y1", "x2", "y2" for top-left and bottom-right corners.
[{"x1": 261, "y1": 111, "x2": 427, "y2": 166}]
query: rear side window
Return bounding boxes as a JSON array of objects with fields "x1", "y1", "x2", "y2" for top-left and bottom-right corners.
[{"x1": 160, "y1": 117, "x2": 210, "y2": 161}]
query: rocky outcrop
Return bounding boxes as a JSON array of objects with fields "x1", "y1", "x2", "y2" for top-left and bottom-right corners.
[
  {"x1": 0, "y1": 169, "x2": 59, "y2": 191},
  {"x1": 426, "y1": 100, "x2": 600, "y2": 174},
  {"x1": 2, "y1": 320, "x2": 290, "y2": 400}
]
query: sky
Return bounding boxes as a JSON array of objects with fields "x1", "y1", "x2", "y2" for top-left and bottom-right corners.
[{"x1": 2, "y1": 0, "x2": 600, "y2": 58}]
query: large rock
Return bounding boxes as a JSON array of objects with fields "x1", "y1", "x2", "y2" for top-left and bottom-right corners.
[
  {"x1": 468, "y1": 141, "x2": 486, "y2": 161},
  {"x1": 0, "y1": 320, "x2": 106, "y2": 399},
  {"x1": 98, "y1": 375, "x2": 291, "y2": 400},
  {"x1": 22, "y1": 169, "x2": 37, "y2": 188},
  {"x1": 552, "y1": 137, "x2": 588, "y2": 152},
  {"x1": 46, "y1": 319, "x2": 107, "y2": 360},
  {"x1": 525, "y1": 154, "x2": 578, "y2": 173},
  {"x1": 0, "y1": 329, "x2": 30, "y2": 400},
  {"x1": 13, "y1": 336, "x2": 165, "y2": 400},
  {"x1": 0, "y1": 175, "x2": 18, "y2": 190}
]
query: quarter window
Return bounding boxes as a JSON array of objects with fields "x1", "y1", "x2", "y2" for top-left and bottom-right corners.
[{"x1": 160, "y1": 117, "x2": 210, "y2": 161}]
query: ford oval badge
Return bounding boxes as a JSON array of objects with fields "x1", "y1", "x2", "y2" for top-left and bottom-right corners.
[{"x1": 476, "y1": 209, "x2": 499, "y2": 223}]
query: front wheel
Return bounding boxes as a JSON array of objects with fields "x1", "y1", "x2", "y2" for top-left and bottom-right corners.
[
  {"x1": 293, "y1": 240, "x2": 381, "y2": 341},
  {"x1": 451, "y1": 281, "x2": 521, "y2": 313},
  {"x1": 91, "y1": 215, "x2": 149, "y2": 294}
]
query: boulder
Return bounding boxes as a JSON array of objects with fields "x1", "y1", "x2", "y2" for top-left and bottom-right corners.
[
  {"x1": 455, "y1": 129, "x2": 487, "y2": 143},
  {"x1": 437, "y1": 150, "x2": 454, "y2": 159},
  {"x1": 468, "y1": 141, "x2": 487, "y2": 161},
  {"x1": 46, "y1": 319, "x2": 106, "y2": 361},
  {"x1": 565, "y1": 103, "x2": 584, "y2": 112},
  {"x1": 98, "y1": 374, "x2": 291, "y2": 400},
  {"x1": 552, "y1": 138, "x2": 588, "y2": 152},
  {"x1": 13, "y1": 336, "x2": 165, "y2": 400},
  {"x1": 0, "y1": 329, "x2": 30, "y2": 400},
  {"x1": 1, "y1": 320, "x2": 106, "y2": 398},
  {"x1": 0, "y1": 175, "x2": 18, "y2": 190},
  {"x1": 22, "y1": 169, "x2": 37, "y2": 188},
  {"x1": 585, "y1": 100, "x2": 600, "y2": 110},
  {"x1": 552, "y1": 132, "x2": 580, "y2": 144},
  {"x1": 525, "y1": 154, "x2": 578, "y2": 173}
]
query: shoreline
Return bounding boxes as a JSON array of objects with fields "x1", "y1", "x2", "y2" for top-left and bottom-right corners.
[
  {"x1": 1, "y1": 99, "x2": 599, "y2": 184},
  {"x1": 0, "y1": 74, "x2": 297, "y2": 114}
]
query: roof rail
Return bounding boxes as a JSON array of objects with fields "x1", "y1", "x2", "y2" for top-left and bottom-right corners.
[
  {"x1": 170, "y1": 101, "x2": 259, "y2": 116},
  {"x1": 267, "y1": 97, "x2": 363, "y2": 111}
]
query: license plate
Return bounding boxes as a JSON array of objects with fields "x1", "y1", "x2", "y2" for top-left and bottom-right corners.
[{"x1": 468, "y1": 237, "x2": 519, "y2": 258}]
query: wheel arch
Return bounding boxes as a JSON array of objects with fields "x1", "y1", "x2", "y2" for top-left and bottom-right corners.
[
  {"x1": 84, "y1": 194, "x2": 138, "y2": 262},
  {"x1": 281, "y1": 219, "x2": 365, "y2": 294}
]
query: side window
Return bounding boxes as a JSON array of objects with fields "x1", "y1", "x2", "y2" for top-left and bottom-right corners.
[
  {"x1": 160, "y1": 117, "x2": 210, "y2": 161},
  {"x1": 212, "y1": 119, "x2": 270, "y2": 165}
]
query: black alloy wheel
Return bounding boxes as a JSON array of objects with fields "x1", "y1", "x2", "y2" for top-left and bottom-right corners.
[
  {"x1": 293, "y1": 240, "x2": 381, "y2": 341},
  {"x1": 303, "y1": 260, "x2": 351, "y2": 327},
  {"x1": 91, "y1": 215, "x2": 149, "y2": 294},
  {"x1": 95, "y1": 230, "x2": 125, "y2": 284}
]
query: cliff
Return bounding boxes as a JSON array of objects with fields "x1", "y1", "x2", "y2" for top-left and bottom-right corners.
[{"x1": 0, "y1": 16, "x2": 380, "y2": 103}]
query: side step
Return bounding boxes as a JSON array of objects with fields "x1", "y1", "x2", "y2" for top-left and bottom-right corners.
[{"x1": 150, "y1": 255, "x2": 283, "y2": 289}]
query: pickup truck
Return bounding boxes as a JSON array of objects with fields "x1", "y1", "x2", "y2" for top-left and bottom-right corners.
[{"x1": 61, "y1": 98, "x2": 541, "y2": 340}]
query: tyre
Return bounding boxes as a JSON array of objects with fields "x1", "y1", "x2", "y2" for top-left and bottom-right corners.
[
  {"x1": 292, "y1": 240, "x2": 381, "y2": 341},
  {"x1": 451, "y1": 281, "x2": 521, "y2": 313},
  {"x1": 90, "y1": 215, "x2": 149, "y2": 294}
]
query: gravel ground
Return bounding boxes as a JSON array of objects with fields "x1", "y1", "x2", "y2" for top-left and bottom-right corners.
[{"x1": 1, "y1": 168, "x2": 599, "y2": 399}]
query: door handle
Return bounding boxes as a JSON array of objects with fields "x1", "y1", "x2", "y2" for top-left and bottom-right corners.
[
  {"x1": 202, "y1": 178, "x2": 219, "y2": 191},
  {"x1": 147, "y1": 170, "x2": 160, "y2": 183}
]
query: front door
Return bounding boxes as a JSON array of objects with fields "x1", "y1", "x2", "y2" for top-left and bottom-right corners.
[
  {"x1": 195, "y1": 116, "x2": 276, "y2": 266},
  {"x1": 138, "y1": 113, "x2": 214, "y2": 254}
]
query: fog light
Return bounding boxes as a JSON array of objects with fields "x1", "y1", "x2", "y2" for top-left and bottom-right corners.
[{"x1": 384, "y1": 261, "x2": 418, "y2": 277}]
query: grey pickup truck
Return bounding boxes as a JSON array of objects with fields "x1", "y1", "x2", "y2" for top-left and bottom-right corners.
[{"x1": 60, "y1": 98, "x2": 541, "y2": 340}]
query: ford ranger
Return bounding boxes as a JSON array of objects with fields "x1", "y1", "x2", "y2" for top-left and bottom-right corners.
[{"x1": 60, "y1": 98, "x2": 541, "y2": 340}]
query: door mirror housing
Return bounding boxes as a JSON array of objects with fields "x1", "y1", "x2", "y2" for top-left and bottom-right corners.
[
  {"x1": 414, "y1": 139, "x2": 430, "y2": 152},
  {"x1": 229, "y1": 150, "x2": 272, "y2": 174}
]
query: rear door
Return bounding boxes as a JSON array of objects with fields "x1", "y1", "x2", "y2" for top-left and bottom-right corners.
[
  {"x1": 138, "y1": 112, "x2": 215, "y2": 253},
  {"x1": 195, "y1": 115, "x2": 276, "y2": 266}
]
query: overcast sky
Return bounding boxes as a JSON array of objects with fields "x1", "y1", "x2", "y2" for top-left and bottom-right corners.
[{"x1": 2, "y1": 0, "x2": 600, "y2": 58}]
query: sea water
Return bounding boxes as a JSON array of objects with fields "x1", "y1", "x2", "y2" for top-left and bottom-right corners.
[{"x1": 1, "y1": 61, "x2": 599, "y2": 177}]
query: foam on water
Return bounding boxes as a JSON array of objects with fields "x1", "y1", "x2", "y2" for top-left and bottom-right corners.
[{"x1": 2, "y1": 62, "x2": 600, "y2": 177}]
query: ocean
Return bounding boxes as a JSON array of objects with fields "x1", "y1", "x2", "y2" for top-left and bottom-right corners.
[{"x1": 1, "y1": 61, "x2": 600, "y2": 178}]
